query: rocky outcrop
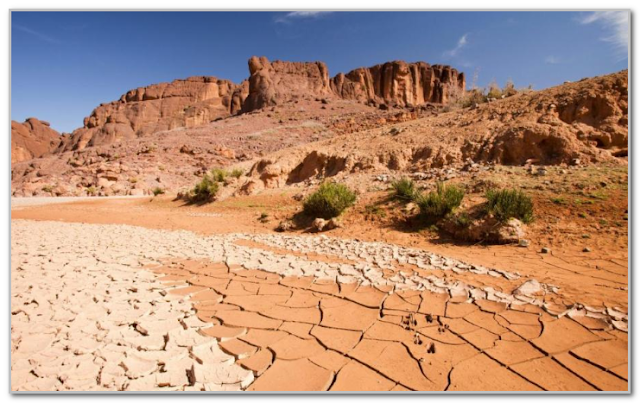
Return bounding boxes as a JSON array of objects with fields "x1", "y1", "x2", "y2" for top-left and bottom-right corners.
[
  {"x1": 242, "y1": 56, "x2": 332, "y2": 113},
  {"x1": 58, "y1": 77, "x2": 247, "y2": 152},
  {"x1": 331, "y1": 61, "x2": 465, "y2": 107},
  {"x1": 11, "y1": 118, "x2": 61, "y2": 164},
  {"x1": 241, "y1": 57, "x2": 465, "y2": 113},
  {"x1": 50, "y1": 57, "x2": 463, "y2": 154}
]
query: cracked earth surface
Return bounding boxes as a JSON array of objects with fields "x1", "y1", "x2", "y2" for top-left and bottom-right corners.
[{"x1": 11, "y1": 219, "x2": 628, "y2": 391}]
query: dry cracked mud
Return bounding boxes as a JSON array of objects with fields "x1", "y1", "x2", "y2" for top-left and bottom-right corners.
[{"x1": 11, "y1": 217, "x2": 628, "y2": 392}]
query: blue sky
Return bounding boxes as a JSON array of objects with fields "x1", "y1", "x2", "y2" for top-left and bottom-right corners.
[{"x1": 11, "y1": 11, "x2": 629, "y2": 133}]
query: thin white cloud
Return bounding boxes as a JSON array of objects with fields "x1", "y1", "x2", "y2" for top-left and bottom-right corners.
[
  {"x1": 13, "y1": 23, "x2": 60, "y2": 44},
  {"x1": 578, "y1": 11, "x2": 629, "y2": 60},
  {"x1": 545, "y1": 56, "x2": 561, "y2": 65},
  {"x1": 275, "y1": 11, "x2": 333, "y2": 24},
  {"x1": 443, "y1": 34, "x2": 468, "y2": 58}
]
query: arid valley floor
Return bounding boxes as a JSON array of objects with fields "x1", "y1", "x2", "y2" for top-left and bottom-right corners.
[
  {"x1": 10, "y1": 55, "x2": 629, "y2": 392},
  {"x1": 10, "y1": 168, "x2": 628, "y2": 392}
]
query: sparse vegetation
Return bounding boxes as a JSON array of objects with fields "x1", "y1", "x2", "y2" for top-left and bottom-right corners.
[
  {"x1": 485, "y1": 189, "x2": 534, "y2": 223},
  {"x1": 41, "y1": 185, "x2": 54, "y2": 193},
  {"x1": 230, "y1": 168, "x2": 244, "y2": 179},
  {"x1": 364, "y1": 204, "x2": 386, "y2": 219},
  {"x1": 152, "y1": 187, "x2": 165, "y2": 196},
  {"x1": 191, "y1": 175, "x2": 220, "y2": 202},
  {"x1": 451, "y1": 212, "x2": 472, "y2": 228},
  {"x1": 415, "y1": 182, "x2": 465, "y2": 222},
  {"x1": 210, "y1": 168, "x2": 228, "y2": 183},
  {"x1": 550, "y1": 197, "x2": 567, "y2": 205},
  {"x1": 303, "y1": 182, "x2": 356, "y2": 219},
  {"x1": 86, "y1": 186, "x2": 97, "y2": 196},
  {"x1": 391, "y1": 178, "x2": 417, "y2": 201}
]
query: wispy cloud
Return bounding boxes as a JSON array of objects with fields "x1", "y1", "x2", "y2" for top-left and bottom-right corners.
[
  {"x1": 443, "y1": 34, "x2": 468, "y2": 58},
  {"x1": 578, "y1": 11, "x2": 629, "y2": 60},
  {"x1": 13, "y1": 23, "x2": 60, "y2": 44},
  {"x1": 275, "y1": 11, "x2": 333, "y2": 24},
  {"x1": 545, "y1": 56, "x2": 561, "y2": 65}
]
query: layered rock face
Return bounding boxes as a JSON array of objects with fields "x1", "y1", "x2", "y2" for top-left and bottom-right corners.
[
  {"x1": 241, "y1": 57, "x2": 465, "y2": 112},
  {"x1": 242, "y1": 56, "x2": 332, "y2": 113},
  {"x1": 11, "y1": 118, "x2": 61, "y2": 164},
  {"x1": 58, "y1": 77, "x2": 248, "y2": 152},
  {"x1": 331, "y1": 61, "x2": 465, "y2": 107}
]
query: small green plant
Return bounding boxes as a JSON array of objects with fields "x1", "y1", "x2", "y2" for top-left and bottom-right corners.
[
  {"x1": 578, "y1": 212, "x2": 588, "y2": 218},
  {"x1": 129, "y1": 177, "x2": 138, "y2": 184},
  {"x1": 452, "y1": 212, "x2": 472, "y2": 228},
  {"x1": 191, "y1": 175, "x2": 220, "y2": 202},
  {"x1": 230, "y1": 168, "x2": 244, "y2": 179},
  {"x1": 303, "y1": 182, "x2": 357, "y2": 219},
  {"x1": 485, "y1": 188, "x2": 534, "y2": 223},
  {"x1": 86, "y1": 186, "x2": 97, "y2": 196},
  {"x1": 42, "y1": 185, "x2": 54, "y2": 193},
  {"x1": 152, "y1": 187, "x2": 165, "y2": 196},
  {"x1": 415, "y1": 182, "x2": 465, "y2": 221},
  {"x1": 210, "y1": 168, "x2": 228, "y2": 182},
  {"x1": 550, "y1": 197, "x2": 566, "y2": 205},
  {"x1": 391, "y1": 178, "x2": 417, "y2": 201}
]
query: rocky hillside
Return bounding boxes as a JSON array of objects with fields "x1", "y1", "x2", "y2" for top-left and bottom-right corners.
[
  {"x1": 246, "y1": 70, "x2": 628, "y2": 190},
  {"x1": 11, "y1": 118, "x2": 61, "y2": 164}
]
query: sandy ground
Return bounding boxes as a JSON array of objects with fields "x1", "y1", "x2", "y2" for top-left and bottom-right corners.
[{"x1": 10, "y1": 197, "x2": 628, "y2": 391}]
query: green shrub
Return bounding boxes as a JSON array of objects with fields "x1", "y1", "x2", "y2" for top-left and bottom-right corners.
[
  {"x1": 42, "y1": 185, "x2": 54, "y2": 193},
  {"x1": 451, "y1": 212, "x2": 472, "y2": 228},
  {"x1": 152, "y1": 187, "x2": 165, "y2": 196},
  {"x1": 485, "y1": 188, "x2": 534, "y2": 223},
  {"x1": 391, "y1": 178, "x2": 417, "y2": 201},
  {"x1": 191, "y1": 175, "x2": 220, "y2": 202},
  {"x1": 210, "y1": 168, "x2": 228, "y2": 182},
  {"x1": 415, "y1": 182, "x2": 464, "y2": 221},
  {"x1": 230, "y1": 168, "x2": 244, "y2": 179},
  {"x1": 303, "y1": 182, "x2": 356, "y2": 219},
  {"x1": 86, "y1": 186, "x2": 97, "y2": 196}
]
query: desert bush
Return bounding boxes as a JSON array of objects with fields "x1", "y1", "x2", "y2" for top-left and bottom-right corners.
[
  {"x1": 86, "y1": 186, "x2": 97, "y2": 196},
  {"x1": 391, "y1": 178, "x2": 417, "y2": 201},
  {"x1": 502, "y1": 78, "x2": 518, "y2": 97},
  {"x1": 485, "y1": 189, "x2": 534, "y2": 223},
  {"x1": 152, "y1": 187, "x2": 165, "y2": 196},
  {"x1": 230, "y1": 168, "x2": 244, "y2": 179},
  {"x1": 486, "y1": 79, "x2": 502, "y2": 99},
  {"x1": 462, "y1": 89, "x2": 486, "y2": 107},
  {"x1": 42, "y1": 185, "x2": 54, "y2": 193},
  {"x1": 415, "y1": 182, "x2": 464, "y2": 221},
  {"x1": 210, "y1": 168, "x2": 228, "y2": 182},
  {"x1": 191, "y1": 175, "x2": 220, "y2": 202},
  {"x1": 303, "y1": 182, "x2": 356, "y2": 219}
]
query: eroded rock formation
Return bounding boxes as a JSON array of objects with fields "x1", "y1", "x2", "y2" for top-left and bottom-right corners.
[
  {"x1": 11, "y1": 118, "x2": 61, "y2": 164},
  {"x1": 241, "y1": 57, "x2": 465, "y2": 112},
  {"x1": 58, "y1": 77, "x2": 248, "y2": 152},
  {"x1": 242, "y1": 56, "x2": 332, "y2": 113},
  {"x1": 331, "y1": 61, "x2": 465, "y2": 107}
]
